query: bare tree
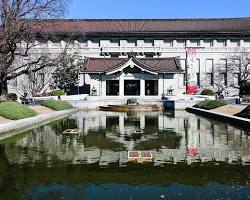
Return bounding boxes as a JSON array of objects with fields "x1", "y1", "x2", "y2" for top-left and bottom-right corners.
[
  {"x1": 0, "y1": 0, "x2": 68, "y2": 99},
  {"x1": 215, "y1": 52, "x2": 250, "y2": 96},
  {"x1": 15, "y1": 65, "x2": 55, "y2": 96}
]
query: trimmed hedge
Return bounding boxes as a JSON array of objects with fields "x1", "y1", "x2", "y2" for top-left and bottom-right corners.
[
  {"x1": 41, "y1": 100, "x2": 73, "y2": 111},
  {"x1": 194, "y1": 100, "x2": 227, "y2": 110},
  {"x1": 51, "y1": 89, "x2": 65, "y2": 96},
  {"x1": 7, "y1": 93, "x2": 18, "y2": 101},
  {"x1": 0, "y1": 102, "x2": 37, "y2": 120},
  {"x1": 235, "y1": 105, "x2": 250, "y2": 119},
  {"x1": 200, "y1": 89, "x2": 215, "y2": 96}
]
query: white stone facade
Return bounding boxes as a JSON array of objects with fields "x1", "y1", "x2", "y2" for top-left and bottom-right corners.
[{"x1": 7, "y1": 21, "x2": 250, "y2": 98}]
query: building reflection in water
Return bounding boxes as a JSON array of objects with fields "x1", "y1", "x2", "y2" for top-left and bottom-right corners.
[{"x1": 3, "y1": 110, "x2": 250, "y2": 166}]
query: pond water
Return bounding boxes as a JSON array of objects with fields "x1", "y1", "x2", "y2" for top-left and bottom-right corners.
[{"x1": 0, "y1": 110, "x2": 250, "y2": 200}]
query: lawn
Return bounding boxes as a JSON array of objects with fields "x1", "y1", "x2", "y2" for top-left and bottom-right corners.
[
  {"x1": 194, "y1": 100, "x2": 227, "y2": 110},
  {"x1": 0, "y1": 102, "x2": 37, "y2": 120},
  {"x1": 40, "y1": 100, "x2": 73, "y2": 111}
]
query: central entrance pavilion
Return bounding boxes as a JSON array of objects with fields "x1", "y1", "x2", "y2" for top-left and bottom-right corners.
[{"x1": 82, "y1": 55, "x2": 183, "y2": 98}]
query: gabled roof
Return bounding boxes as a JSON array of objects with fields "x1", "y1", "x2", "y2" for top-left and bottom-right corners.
[
  {"x1": 28, "y1": 18, "x2": 250, "y2": 35},
  {"x1": 82, "y1": 56, "x2": 182, "y2": 74}
]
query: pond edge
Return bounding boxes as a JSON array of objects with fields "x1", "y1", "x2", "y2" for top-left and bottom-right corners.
[
  {"x1": 0, "y1": 108, "x2": 78, "y2": 141},
  {"x1": 186, "y1": 107, "x2": 250, "y2": 128}
]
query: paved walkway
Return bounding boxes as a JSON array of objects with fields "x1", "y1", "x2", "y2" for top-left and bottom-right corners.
[
  {"x1": 0, "y1": 116, "x2": 12, "y2": 124},
  {"x1": 210, "y1": 105, "x2": 247, "y2": 116},
  {"x1": 31, "y1": 105, "x2": 54, "y2": 115}
]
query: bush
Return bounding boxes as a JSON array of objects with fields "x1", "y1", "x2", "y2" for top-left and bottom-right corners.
[
  {"x1": 7, "y1": 93, "x2": 18, "y2": 101},
  {"x1": 235, "y1": 105, "x2": 250, "y2": 119},
  {"x1": 51, "y1": 89, "x2": 65, "y2": 96},
  {"x1": 0, "y1": 102, "x2": 37, "y2": 120},
  {"x1": 194, "y1": 100, "x2": 227, "y2": 110},
  {"x1": 200, "y1": 89, "x2": 215, "y2": 96},
  {"x1": 40, "y1": 100, "x2": 73, "y2": 111}
]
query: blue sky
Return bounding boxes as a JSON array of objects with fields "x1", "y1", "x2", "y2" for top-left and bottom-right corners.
[{"x1": 67, "y1": 0, "x2": 250, "y2": 19}]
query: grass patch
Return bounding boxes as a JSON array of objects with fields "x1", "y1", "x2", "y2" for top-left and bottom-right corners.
[
  {"x1": 194, "y1": 100, "x2": 227, "y2": 110},
  {"x1": 0, "y1": 102, "x2": 37, "y2": 120},
  {"x1": 40, "y1": 100, "x2": 73, "y2": 111}
]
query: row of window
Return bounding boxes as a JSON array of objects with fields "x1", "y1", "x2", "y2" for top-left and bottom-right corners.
[
  {"x1": 106, "y1": 80, "x2": 158, "y2": 96},
  {"x1": 183, "y1": 72, "x2": 240, "y2": 87},
  {"x1": 88, "y1": 39, "x2": 250, "y2": 48}
]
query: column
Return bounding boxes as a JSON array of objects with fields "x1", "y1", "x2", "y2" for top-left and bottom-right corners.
[
  {"x1": 140, "y1": 79, "x2": 145, "y2": 97},
  {"x1": 119, "y1": 74, "x2": 124, "y2": 97}
]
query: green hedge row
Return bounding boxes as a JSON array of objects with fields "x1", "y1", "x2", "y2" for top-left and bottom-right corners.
[
  {"x1": 194, "y1": 100, "x2": 227, "y2": 110},
  {"x1": 0, "y1": 102, "x2": 37, "y2": 120},
  {"x1": 41, "y1": 100, "x2": 73, "y2": 111},
  {"x1": 200, "y1": 89, "x2": 215, "y2": 96},
  {"x1": 51, "y1": 89, "x2": 65, "y2": 96}
]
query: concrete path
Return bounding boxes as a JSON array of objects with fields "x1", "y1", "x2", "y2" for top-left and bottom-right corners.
[
  {"x1": 210, "y1": 105, "x2": 247, "y2": 116},
  {"x1": 186, "y1": 106, "x2": 250, "y2": 128},
  {"x1": 31, "y1": 105, "x2": 54, "y2": 115},
  {"x1": 0, "y1": 116, "x2": 12, "y2": 124}
]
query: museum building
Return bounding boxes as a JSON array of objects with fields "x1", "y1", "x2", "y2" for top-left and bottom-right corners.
[{"x1": 8, "y1": 18, "x2": 250, "y2": 98}]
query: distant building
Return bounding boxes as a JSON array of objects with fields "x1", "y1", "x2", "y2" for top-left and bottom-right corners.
[{"x1": 8, "y1": 18, "x2": 250, "y2": 97}]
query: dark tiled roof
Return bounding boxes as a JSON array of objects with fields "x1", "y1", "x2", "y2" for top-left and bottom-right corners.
[
  {"x1": 82, "y1": 56, "x2": 182, "y2": 73},
  {"x1": 29, "y1": 18, "x2": 250, "y2": 34}
]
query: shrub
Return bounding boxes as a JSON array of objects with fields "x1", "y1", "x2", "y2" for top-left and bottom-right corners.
[
  {"x1": 7, "y1": 93, "x2": 18, "y2": 101},
  {"x1": 40, "y1": 100, "x2": 73, "y2": 111},
  {"x1": 51, "y1": 89, "x2": 65, "y2": 96},
  {"x1": 194, "y1": 100, "x2": 227, "y2": 110},
  {"x1": 0, "y1": 102, "x2": 37, "y2": 120},
  {"x1": 235, "y1": 105, "x2": 250, "y2": 119},
  {"x1": 200, "y1": 89, "x2": 215, "y2": 96}
]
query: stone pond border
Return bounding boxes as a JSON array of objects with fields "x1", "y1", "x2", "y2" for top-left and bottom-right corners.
[
  {"x1": 186, "y1": 107, "x2": 250, "y2": 128},
  {"x1": 0, "y1": 108, "x2": 78, "y2": 141}
]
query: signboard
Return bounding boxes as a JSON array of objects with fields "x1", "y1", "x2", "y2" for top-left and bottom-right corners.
[{"x1": 186, "y1": 48, "x2": 198, "y2": 94}]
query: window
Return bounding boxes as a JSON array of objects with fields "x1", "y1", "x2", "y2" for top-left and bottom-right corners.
[
  {"x1": 233, "y1": 73, "x2": 240, "y2": 87},
  {"x1": 176, "y1": 39, "x2": 186, "y2": 47},
  {"x1": 111, "y1": 54, "x2": 119, "y2": 58},
  {"x1": 106, "y1": 80, "x2": 119, "y2": 96},
  {"x1": 197, "y1": 40, "x2": 201, "y2": 46},
  {"x1": 231, "y1": 39, "x2": 240, "y2": 47},
  {"x1": 203, "y1": 40, "x2": 213, "y2": 47},
  {"x1": 145, "y1": 80, "x2": 158, "y2": 96},
  {"x1": 219, "y1": 73, "x2": 227, "y2": 86},
  {"x1": 127, "y1": 40, "x2": 136, "y2": 47},
  {"x1": 145, "y1": 53, "x2": 154, "y2": 58},
  {"x1": 144, "y1": 39, "x2": 153, "y2": 47},
  {"x1": 206, "y1": 73, "x2": 214, "y2": 86},
  {"x1": 217, "y1": 39, "x2": 226, "y2": 47},
  {"x1": 196, "y1": 73, "x2": 200, "y2": 87},
  {"x1": 110, "y1": 39, "x2": 119, "y2": 47},
  {"x1": 210, "y1": 40, "x2": 214, "y2": 47},
  {"x1": 124, "y1": 80, "x2": 140, "y2": 96}
]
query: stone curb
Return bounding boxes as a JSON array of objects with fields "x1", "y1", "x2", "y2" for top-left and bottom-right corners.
[
  {"x1": 186, "y1": 107, "x2": 250, "y2": 128},
  {"x1": 0, "y1": 108, "x2": 78, "y2": 141}
]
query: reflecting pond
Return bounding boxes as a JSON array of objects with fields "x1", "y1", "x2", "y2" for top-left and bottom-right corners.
[{"x1": 0, "y1": 110, "x2": 250, "y2": 200}]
